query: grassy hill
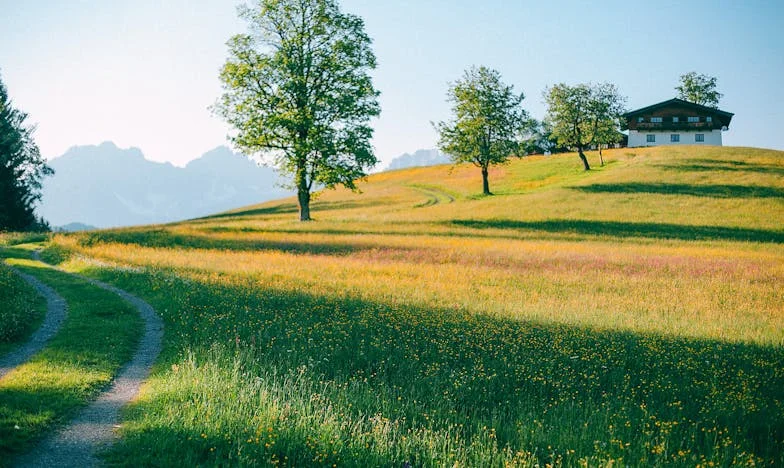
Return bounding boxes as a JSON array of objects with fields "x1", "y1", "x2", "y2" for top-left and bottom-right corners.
[{"x1": 39, "y1": 146, "x2": 784, "y2": 466}]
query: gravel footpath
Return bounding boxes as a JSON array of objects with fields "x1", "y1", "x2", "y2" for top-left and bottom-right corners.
[
  {"x1": 16, "y1": 253, "x2": 164, "y2": 467},
  {"x1": 0, "y1": 268, "x2": 67, "y2": 379}
]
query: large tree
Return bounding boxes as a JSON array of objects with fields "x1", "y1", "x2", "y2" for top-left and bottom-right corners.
[
  {"x1": 544, "y1": 82, "x2": 625, "y2": 171},
  {"x1": 435, "y1": 66, "x2": 528, "y2": 195},
  {"x1": 0, "y1": 74, "x2": 53, "y2": 231},
  {"x1": 676, "y1": 72, "x2": 723, "y2": 108},
  {"x1": 215, "y1": 0, "x2": 380, "y2": 221}
]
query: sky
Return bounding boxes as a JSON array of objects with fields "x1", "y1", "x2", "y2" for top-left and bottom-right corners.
[{"x1": 1, "y1": 0, "x2": 783, "y2": 169}]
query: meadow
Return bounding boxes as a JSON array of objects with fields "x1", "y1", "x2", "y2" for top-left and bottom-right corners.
[{"x1": 12, "y1": 146, "x2": 784, "y2": 465}]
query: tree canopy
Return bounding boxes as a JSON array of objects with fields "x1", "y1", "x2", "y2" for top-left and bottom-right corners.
[
  {"x1": 0, "y1": 74, "x2": 53, "y2": 231},
  {"x1": 544, "y1": 82, "x2": 626, "y2": 171},
  {"x1": 676, "y1": 72, "x2": 723, "y2": 108},
  {"x1": 214, "y1": 0, "x2": 380, "y2": 221},
  {"x1": 435, "y1": 66, "x2": 529, "y2": 195}
]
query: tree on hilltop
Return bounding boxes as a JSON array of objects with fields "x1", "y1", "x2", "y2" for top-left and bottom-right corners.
[
  {"x1": 214, "y1": 0, "x2": 380, "y2": 221},
  {"x1": 544, "y1": 82, "x2": 626, "y2": 171},
  {"x1": 676, "y1": 72, "x2": 723, "y2": 108},
  {"x1": 435, "y1": 66, "x2": 529, "y2": 195},
  {"x1": 0, "y1": 73, "x2": 53, "y2": 231}
]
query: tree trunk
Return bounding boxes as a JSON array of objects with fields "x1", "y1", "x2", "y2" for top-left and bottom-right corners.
[
  {"x1": 481, "y1": 166, "x2": 491, "y2": 195},
  {"x1": 577, "y1": 147, "x2": 591, "y2": 171},
  {"x1": 296, "y1": 167, "x2": 311, "y2": 221},
  {"x1": 599, "y1": 145, "x2": 604, "y2": 166}
]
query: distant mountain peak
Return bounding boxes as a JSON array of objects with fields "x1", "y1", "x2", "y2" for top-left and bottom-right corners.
[
  {"x1": 40, "y1": 144, "x2": 292, "y2": 228},
  {"x1": 385, "y1": 149, "x2": 450, "y2": 171}
]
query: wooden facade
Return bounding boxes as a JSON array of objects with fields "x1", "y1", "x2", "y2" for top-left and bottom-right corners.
[{"x1": 624, "y1": 98, "x2": 733, "y2": 132}]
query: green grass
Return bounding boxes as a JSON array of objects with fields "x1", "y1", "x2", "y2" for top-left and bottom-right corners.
[
  {"x1": 0, "y1": 248, "x2": 143, "y2": 462},
  {"x1": 0, "y1": 256, "x2": 47, "y2": 357},
  {"x1": 59, "y1": 264, "x2": 783, "y2": 467},
  {"x1": 34, "y1": 147, "x2": 784, "y2": 465}
]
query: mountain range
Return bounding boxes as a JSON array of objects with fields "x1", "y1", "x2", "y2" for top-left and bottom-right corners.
[
  {"x1": 38, "y1": 143, "x2": 453, "y2": 229},
  {"x1": 39, "y1": 142, "x2": 291, "y2": 229},
  {"x1": 385, "y1": 149, "x2": 450, "y2": 171}
]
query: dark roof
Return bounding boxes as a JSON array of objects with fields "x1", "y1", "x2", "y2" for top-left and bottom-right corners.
[{"x1": 623, "y1": 98, "x2": 734, "y2": 119}]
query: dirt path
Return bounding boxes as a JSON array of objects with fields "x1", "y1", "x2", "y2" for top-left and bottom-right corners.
[
  {"x1": 410, "y1": 185, "x2": 456, "y2": 207},
  {"x1": 16, "y1": 254, "x2": 164, "y2": 467},
  {"x1": 0, "y1": 268, "x2": 67, "y2": 379}
]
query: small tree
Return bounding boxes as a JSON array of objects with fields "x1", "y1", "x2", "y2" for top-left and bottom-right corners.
[
  {"x1": 676, "y1": 72, "x2": 723, "y2": 108},
  {"x1": 544, "y1": 82, "x2": 625, "y2": 171},
  {"x1": 594, "y1": 122, "x2": 623, "y2": 166},
  {"x1": 0, "y1": 74, "x2": 53, "y2": 231},
  {"x1": 215, "y1": 0, "x2": 380, "y2": 221},
  {"x1": 435, "y1": 66, "x2": 528, "y2": 195}
]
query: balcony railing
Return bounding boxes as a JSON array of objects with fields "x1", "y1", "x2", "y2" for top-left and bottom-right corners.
[{"x1": 634, "y1": 121, "x2": 716, "y2": 130}]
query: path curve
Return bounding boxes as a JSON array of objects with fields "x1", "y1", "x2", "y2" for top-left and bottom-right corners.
[
  {"x1": 0, "y1": 267, "x2": 67, "y2": 379},
  {"x1": 17, "y1": 252, "x2": 164, "y2": 468},
  {"x1": 410, "y1": 185, "x2": 455, "y2": 207}
]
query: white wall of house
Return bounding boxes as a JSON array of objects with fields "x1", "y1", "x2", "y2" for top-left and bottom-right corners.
[{"x1": 628, "y1": 130, "x2": 723, "y2": 147}]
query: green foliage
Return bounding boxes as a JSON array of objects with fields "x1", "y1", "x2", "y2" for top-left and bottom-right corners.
[
  {"x1": 0, "y1": 74, "x2": 53, "y2": 231},
  {"x1": 544, "y1": 82, "x2": 626, "y2": 170},
  {"x1": 676, "y1": 72, "x2": 723, "y2": 108},
  {"x1": 435, "y1": 66, "x2": 529, "y2": 195},
  {"x1": 214, "y1": 0, "x2": 380, "y2": 221},
  {"x1": 520, "y1": 119, "x2": 564, "y2": 155}
]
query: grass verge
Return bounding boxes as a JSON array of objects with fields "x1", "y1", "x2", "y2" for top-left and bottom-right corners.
[{"x1": 0, "y1": 258, "x2": 47, "y2": 357}]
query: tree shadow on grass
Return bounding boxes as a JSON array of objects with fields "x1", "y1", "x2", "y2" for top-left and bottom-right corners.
[
  {"x1": 77, "y1": 229, "x2": 414, "y2": 256},
  {"x1": 196, "y1": 203, "x2": 300, "y2": 220},
  {"x1": 573, "y1": 183, "x2": 784, "y2": 199},
  {"x1": 656, "y1": 159, "x2": 784, "y2": 176},
  {"x1": 451, "y1": 219, "x2": 784, "y2": 243},
  {"x1": 86, "y1": 267, "x2": 784, "y2": 466},
  {"x1": 197, "y1": 199, "x2": 379, "y2": 221}
]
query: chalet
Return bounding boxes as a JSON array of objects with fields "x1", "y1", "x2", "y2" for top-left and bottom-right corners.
[{"x1": 624, "y1": 98, "x2": 733, "y2": 147}]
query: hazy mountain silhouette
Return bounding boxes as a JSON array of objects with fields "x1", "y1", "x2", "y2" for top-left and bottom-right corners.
[
  {"x1": 57, "y1": 222, "x2": 98, "y2": 232},
  {"x1": 39, "y1": 142, "x2": 290, "y2": 228},
  {"x1": 385, "y1": 149, "x2": 450, "y2": 171}
]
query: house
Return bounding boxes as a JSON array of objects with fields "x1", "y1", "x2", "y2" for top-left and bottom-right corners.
[{"x1": 623, "y1": 98, "x2": 733, "y2": 147}]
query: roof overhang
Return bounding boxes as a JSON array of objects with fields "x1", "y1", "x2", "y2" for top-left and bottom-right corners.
[{"x1": 623, "y1": 98, "x2": 734, "y2": 119}]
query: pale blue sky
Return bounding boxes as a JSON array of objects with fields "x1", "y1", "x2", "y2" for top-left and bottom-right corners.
[{"x1": 1, "y1": 0, "x2": 782, "y2": 168}]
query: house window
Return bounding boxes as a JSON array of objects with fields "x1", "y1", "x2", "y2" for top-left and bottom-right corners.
[
  {"x1": 671, "y1": 134, "x2": 680, "y2": 142},
  {"x1": 651, "y1": 117, "x2": 663, "y2": 123},
  {"x1": 638, "y1": 117, "x2": 644, "y2": 123},
  {"x1": 688, "y1": 116, "x2": 700, "y2": 123},
  {"x1": 646, "y1": 134, "x2": 656, "y2": 143},
  {"x1": 706, "y1": 116, "x2": 712, "y2": 123},
  {"x1": 695, "y1": 134, "x2": 705, "y2": 142},
  {"x1": 672, "y1": 117, "x2": 679, "y2": 123}
]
